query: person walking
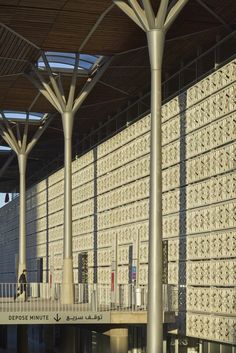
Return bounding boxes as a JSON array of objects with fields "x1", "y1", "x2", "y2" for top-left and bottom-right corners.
[{"x1": 14, "y1": 269, "x2": 27, "y2": 301}]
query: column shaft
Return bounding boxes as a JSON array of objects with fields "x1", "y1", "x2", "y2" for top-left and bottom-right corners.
[
  {"x1": 61, "y1": 111, "x2": 74, "y2": 304},
  {"x1": 146, "y1": 29, "x2": 165, "y2": 353},
  {"x1": 18, "y1": 153, "x2": 27, "y2": 276},
  {"x1": 17, "y1": 325, "x2": 28, "y2": 353}
]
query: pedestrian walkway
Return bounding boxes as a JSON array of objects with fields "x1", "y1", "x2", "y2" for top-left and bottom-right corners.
[{"x1": 0, "y1": 283, "x2": 176, "y2": 325}]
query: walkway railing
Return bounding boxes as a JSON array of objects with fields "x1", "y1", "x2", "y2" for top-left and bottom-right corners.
[{"x1": 0, "y1": 283, "x2": 176, "y2": 313}]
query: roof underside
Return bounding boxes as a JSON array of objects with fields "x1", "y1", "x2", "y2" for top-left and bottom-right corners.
[{"x1": 0, "y1": 0, "x2": 235, "y2": 192}]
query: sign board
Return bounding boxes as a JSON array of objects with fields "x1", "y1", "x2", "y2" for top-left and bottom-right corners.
[
  {"x1": 131, "y1": 266, "x2": 136, "y2": 281},
  {"x1": 0, "y1": 311, "x2": 111, "y2": 325},
  {"x1": 111, "y1": 271, "x2": 115, "y2": 291}
]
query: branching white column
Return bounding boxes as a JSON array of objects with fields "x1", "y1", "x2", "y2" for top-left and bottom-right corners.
[
  {"x1": 0, "y1": 112, "x2": 53, "y2": 278},
  {"x1": 113, "y1": 1, "x2": 189, "y2": 352},
  {"x1": 27, "y1": 55, "x2": 112, "y2": 304}
]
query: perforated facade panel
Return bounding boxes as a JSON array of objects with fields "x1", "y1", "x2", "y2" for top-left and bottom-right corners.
[{"x1": 0, "y1": 58, "x2": 235, "y2": 344}]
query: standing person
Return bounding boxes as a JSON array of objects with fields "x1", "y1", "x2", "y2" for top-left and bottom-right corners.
[{"x1": 14, "y1": 269, "x2": 27, "y2": 302}]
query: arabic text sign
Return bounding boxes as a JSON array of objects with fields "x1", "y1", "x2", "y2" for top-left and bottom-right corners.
[{"x1": 1, "y1": 311, "x2": 111, "y2": 324}]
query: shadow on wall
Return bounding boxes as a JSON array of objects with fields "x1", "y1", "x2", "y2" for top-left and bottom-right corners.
[
  {"x1": 93, "y1": 147, "x2": 98, "y2": 284},
  {"x1": 178, "y1": 90, "x2": 187, "y2": 335},
  {"x1": 26, "y1": 176, "x2": 49, "y2": 286},
  {"x1": 0, "y1": 198, "x2": 19, "y2": 283}
]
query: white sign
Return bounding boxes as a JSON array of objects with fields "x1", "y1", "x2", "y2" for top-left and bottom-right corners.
[{"x1": 1, "y1": 311, "x2": 111, "y2": 325}]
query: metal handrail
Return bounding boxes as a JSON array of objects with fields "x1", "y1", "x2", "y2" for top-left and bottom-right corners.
[{"x1": 0, "y1": 283, "x2": 175, "y2": 313}]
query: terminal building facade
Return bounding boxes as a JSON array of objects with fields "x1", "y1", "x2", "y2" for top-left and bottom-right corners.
[
  {"x1": 0, "y1": 1, "x2": 235, "y2": 352},
  {"x1": 0, "y1": 57, "x2": 235, "y2": 351}
]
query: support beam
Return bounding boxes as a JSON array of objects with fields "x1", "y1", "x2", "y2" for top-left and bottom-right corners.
[
  {"x1": 72, "y1": 58, "x2": 112, "y2": 113},
  {"x1": 26, "y1": 115, "x2": 53, "y2": 155},
  {"x1": 0, "y1": 152, "x2": 15, "y2": 178},
  {"x1": 99, "y1": 80, "x2": 130, "y2": 96},
  {"x1": 79, "y1": 3, "x2": 115, "y2": 51},
  {"x1": 113, "y1": 1, "x2": 145, "y2": 30},
  {"x1": 195, "y1": 0, "x2": 233, "y2": 33},
  {"x1": 164, "y1": 0, "x2": 189, "y2": 31}
]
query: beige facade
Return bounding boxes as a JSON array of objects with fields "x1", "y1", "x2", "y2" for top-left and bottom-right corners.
[{"x1": 0, "y1": 58, "x2": 235, "y2": 344}]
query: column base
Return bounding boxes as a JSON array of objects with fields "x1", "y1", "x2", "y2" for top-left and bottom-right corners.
[
  {"x1": 61, "y1": 326, "x2": 77, "y2": 353},
  {"x1": 61, "y1": 258, "x2": 74, "y2": 304},
  {"x1": 17, "y1": 325, "x2": 28, "y2": 353},
  {"x1": 106, "y1": 328, "x2": 128, "y2": 353}
]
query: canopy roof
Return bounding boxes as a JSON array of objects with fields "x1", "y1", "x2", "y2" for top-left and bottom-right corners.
[{"x1": 0, "y1": 0, "x2": 235, "y2": 192}]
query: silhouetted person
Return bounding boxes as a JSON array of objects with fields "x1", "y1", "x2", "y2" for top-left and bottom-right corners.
[{"x1": 14, "y1": 269, "x2": 27, "y2": 302}]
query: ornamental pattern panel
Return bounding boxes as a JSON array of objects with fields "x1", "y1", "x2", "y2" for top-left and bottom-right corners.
[
  {"x1": 187, "y1": 313, "x2": 236, "y2": 345},
  {"x1": 72, "y1": 181, "x2": 94, "y2": 204},
  {"x1": 0, "y1": 58, "x2": 235, "y2": 345},
  {"x1": 168, "y1": 239, "x2": 179, "y2": 261},
  {"x1": 186, "y1": 260, "x2": 236, "y2": 286},
  {"x1": 97, "y1": 133, "x2": 150, "y2": 177},
  {"x1": 162, "y1": 115, "x2": 180, "y2": 145},
  {"x1": 97, "y1": 249, "x2": 111, "y2": 266},
  {"x1": 74, "y1": 234, "x2": 94, "y2": 251},
  {"x1": 98, "y1": 199, "x2": 149, "y2": 231},
  {"x1": 186, "y1": 113, "x2": 236, "y2": 159},
  {"x1": 97, "y1": 177, "x2": 149, "y2": 212},
  {"x1": 97, "y1": 267, "x2": 111, "y2": 284},
  {"x1": 97, "y1": 115, "x2": 151, "y2": 158},
  {"x1": 187, "y1": 287, "x2": 236, "y2": 315},
  {"x1": 71, "y1": 150, "x2": 94, "y2": 173},
  {"x1": 163, "y1": 189, "x2": 180, "y2": 215},
  {"x1": 186, "y1": 172, "x2": 236, "y2": 209},
  {"x1": 97, "y1": 155, "x2": 150, "y2": 194},
  {"x1": 187, "y1": 231, "x2": 236, "y2": 260},
  {"x1": 140, "y1": 242, "x2": 149, "y2": 263}
]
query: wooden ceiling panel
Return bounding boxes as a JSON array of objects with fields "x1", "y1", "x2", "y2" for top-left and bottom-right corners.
[
  {"x1": 0, "y1": 76, "x2": 48, "y2": 112},
  {"x1": 82, "y1": 82, "x2": 126, "y2": 106},
  {"x1": 19, "y1": 0, "x2": 67, "y2": 10},
  {"x1": 63, "y1": 0, "x2": 111, "y2": 13},
  {"x1": 0, "y1": 0, "x2": 18, "y2": 5},
  {"x1": 42, "y1": 11, "x2": 98, "y2": 51},
  {"x1": 196, "y1": 0, "x2": 236, "y2": 23},
  {"x1": 13, "y1": 7, "x2": 58, "y2": 24},
  {"x1": 0, "y1": 6, "x2": 16, "y2": 24},
  {"x1": 8, "y1": 8, "x2": 58, "y2": 47},
  {"x1": 24, "y1": 96, "x2": 56, "y2": 113},
  {"x1": 3, "y1": 88, "x2": 39, "y2": 109},
  {"x1": 83, "y1": 8, "x2": 145, "y2": 54},
  {"x1": 101, "y1": 68, "x2": 149, "y2": 97},
  {"x1": 112, "y1": 48, "x2": 149, "y2": 67},
  {"x1": 0, "y1": 0, "x2": 235, "y2": 191}
]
